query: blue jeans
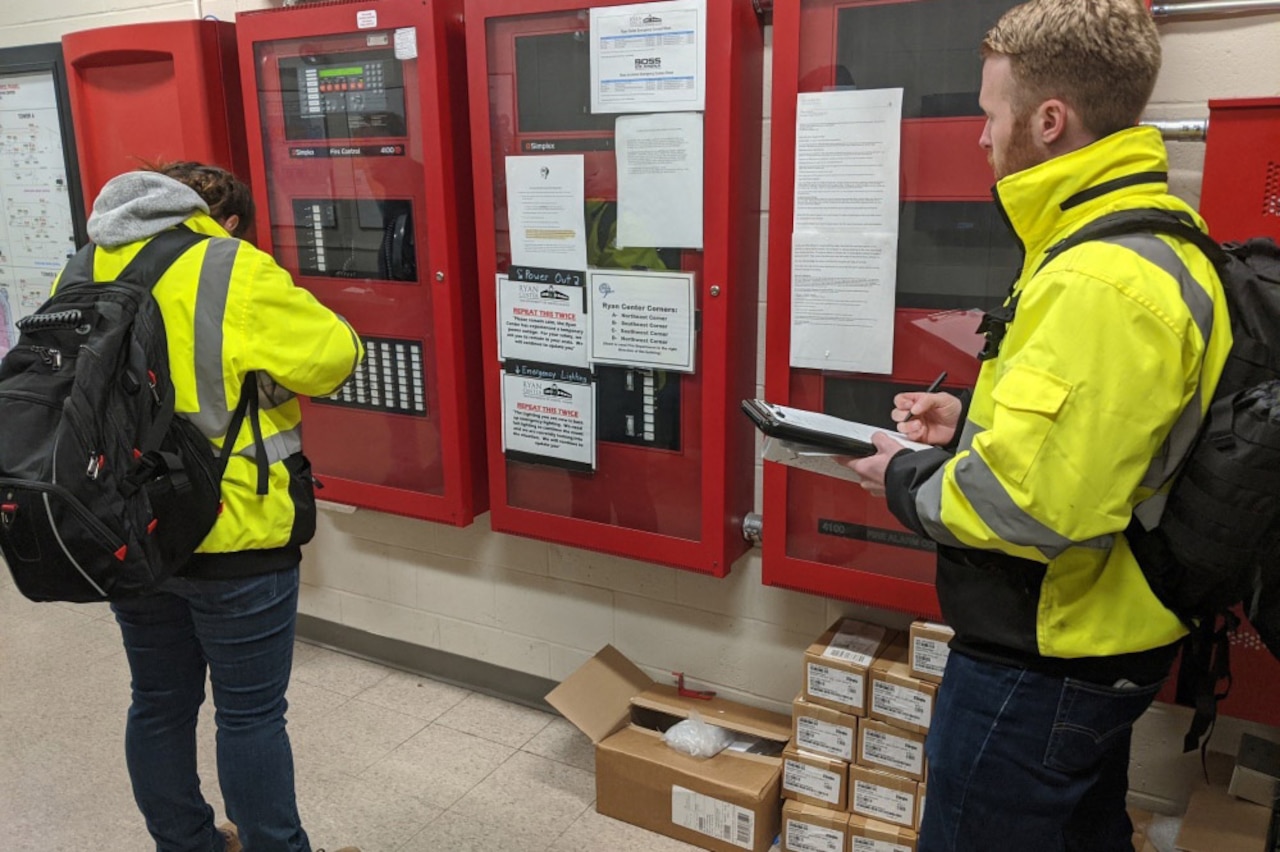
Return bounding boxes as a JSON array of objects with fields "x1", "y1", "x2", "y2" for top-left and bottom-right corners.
[
  {"x1": 920, "y1": 651, "x2": 1164, "y2": 852},
  {"x1": 111, "y1": 566, "x2": 311, "y2": 852}
]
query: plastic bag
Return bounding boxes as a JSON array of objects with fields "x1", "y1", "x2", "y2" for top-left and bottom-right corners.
[{"x1": 662, "y1": 710, "x2": 734, "y2": 758}]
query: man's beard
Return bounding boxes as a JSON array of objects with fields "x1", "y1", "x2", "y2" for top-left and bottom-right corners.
[{"x1": 989, "y1": 113, "x2": 1046, "y2": 181}]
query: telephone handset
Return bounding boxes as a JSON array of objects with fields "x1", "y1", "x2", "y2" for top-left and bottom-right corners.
[{"x1": 382, "y1": 212, "x2": 416, "y2": 281}]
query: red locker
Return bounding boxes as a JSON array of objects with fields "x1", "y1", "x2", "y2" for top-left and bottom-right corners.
[
  {"x1": 62, "y1": 20, "x2": 249, "y2": 218},
  {"x1": 236, "y1": 0, "x2": 487, "y2": 525}
]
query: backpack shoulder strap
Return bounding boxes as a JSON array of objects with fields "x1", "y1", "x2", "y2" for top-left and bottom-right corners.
[
  {"x1": 55, "y1": 226, "x2": 211, "y2": 295},
  {"x1": 115, "y1": 225, "x2": 212, "y2": 289},
  {"x1": 1039, "y1": 208, "x2": 1227, "y2": 273},
  {"x1": 58, "y1": 243, "x2": 97, "y2": 289}
]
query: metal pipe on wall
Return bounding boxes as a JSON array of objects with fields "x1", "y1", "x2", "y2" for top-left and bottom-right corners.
[
  {"x1": 1152, "y1": 0, "x2": 1280, "y2": 17},
  {"x1": 1141, "y1": 118, "x2": 1211, "y2": 141}
]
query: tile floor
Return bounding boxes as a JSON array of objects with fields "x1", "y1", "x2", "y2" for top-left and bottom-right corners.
[{"x1": 0, "y1": 575, "x2": 705, "y2": 852}]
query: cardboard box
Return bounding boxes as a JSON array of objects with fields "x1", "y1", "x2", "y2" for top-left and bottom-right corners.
[
  {"x1": 804, "y1": 619, "x2": 896, "y2": 716},
  {"x1": 849, "y1": 765, "x2": 919, "y2": 829},
  {"x1": 1229, "y1": 733, "x2": 1280, "y2": 807},
  {"x1": 916, "y1": 782, "x2": 926, "y2": 832},
  {"x1": 547, "y1": 645, "x2": 792, "y2": 852},
  {"x1": 907, "y1": 620, "x2": 953, "y2": 684},
  {"x1": 1175, "y1": 784, "x2": 1271, "y2": 852},
  {"x1": 793, "y1": 694, "x2": 859, "y2": 763},
  {"x1": 784, "y1": 741, "x2": 849, "y2": 810},
  {"x1": 858, "y1": 718, "x2": 926, "y2": 781},
  {"x1": 847, "y1": 814, "x2": 919, "y2": 852},
  {"x1": 782, "y1": 800, "x2": 849, "y2": 852},
  {"x1": 868, "y1": 636, "x2": 937, "y2": 735}
]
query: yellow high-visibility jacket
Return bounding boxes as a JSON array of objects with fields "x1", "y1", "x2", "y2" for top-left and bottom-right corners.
[
  {"x1": 885, "y1": 127, "x2": 1232, "y2": 676},
  {"x1": 61, "y1": 178, "x2": 362, "y2": 577}
]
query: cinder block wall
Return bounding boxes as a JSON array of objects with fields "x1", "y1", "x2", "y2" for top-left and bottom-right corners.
[{"x1": 5, "y1": 0, "x2": 1278, "y2": 814}]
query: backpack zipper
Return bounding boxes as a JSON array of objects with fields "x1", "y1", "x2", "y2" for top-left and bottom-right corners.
[{"x1": 0, "y1": 479, "x2": 127, "y2": 554}]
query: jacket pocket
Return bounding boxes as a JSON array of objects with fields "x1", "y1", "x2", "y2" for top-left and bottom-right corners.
[
  {"x1": 284, "y1": 453, "x2": 317, "y2": 548},
  {"x1": 984, "y1": 364, "x2": 1072, "y2": 486}
]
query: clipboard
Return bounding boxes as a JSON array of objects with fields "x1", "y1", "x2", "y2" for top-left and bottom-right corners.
[{"x1": 741, "y1": 399, "x2": 930, "y2": 457}]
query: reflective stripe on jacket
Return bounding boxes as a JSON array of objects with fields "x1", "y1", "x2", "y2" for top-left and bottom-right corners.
[
  {"x1": 888, "y1": 127, "x2": 1232, "y2": 661},
  {"x1": 68, "y1": 213, "x2": 363, "y2": 555}
]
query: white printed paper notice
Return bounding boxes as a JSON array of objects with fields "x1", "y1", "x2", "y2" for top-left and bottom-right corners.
[
  {"x1": 590, "y1": 0, "x2": 707, "y2": 113},
  {"x1": 616, "y1": 112, "x2": 703, "y2": 249},
  {"x1": 501, "y1": 364, "x2": 595, "y2": 469},
  {"x1": 790, "y1": 231, "x2": 898, "y2": 374},
  {"x1": 790, "y1": 88, "x2": 903, "y2": 375},
  {"x1": 497, "y1": 275, "x2": 589, "y2": 367},
  {"x1": 505, "y1": 155, "x2": 587, "y2": 270},
  {"x1": 793, "y1": 89, "x2": 902, "y2": 231},
  {"x1": 671, "y1": 785, "x2": 754, "y2": 849},
  {"x1": 589, "y1": 268, "x2": 695, "y2": 372}
]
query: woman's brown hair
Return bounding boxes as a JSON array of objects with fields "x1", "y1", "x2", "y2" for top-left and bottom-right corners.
[{"x1": 145, "y1": 160, "x2": 255, "y2": 239}]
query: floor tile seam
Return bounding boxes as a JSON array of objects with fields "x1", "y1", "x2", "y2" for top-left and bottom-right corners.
[
  {"x1": 352, "y1": 684, "x2": 473, "y2": 722},
  {"x1": 431, "y1": 715, "x2": 545, "y2": 750},
  {"x1": 517, "y1": 743, "x2": 594, "y2": 774}
]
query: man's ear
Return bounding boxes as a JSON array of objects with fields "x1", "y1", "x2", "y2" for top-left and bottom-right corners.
[
  {"x1": 1037, "y1": 98, "x2": 1070, "y2": 146},
  {"x1": 222, "y1": 214, "x2": 241, "y2": 236}
]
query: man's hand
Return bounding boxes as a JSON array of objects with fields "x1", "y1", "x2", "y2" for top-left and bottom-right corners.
[
  {"x1": 892, "y1": 391, "x2": 963, "y2": 446},
  {"x1": 844, "y1": 432, "x2": 911, "y2": 497}
]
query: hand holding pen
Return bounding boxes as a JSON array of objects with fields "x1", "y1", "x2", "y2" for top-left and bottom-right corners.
[{"x1": 892, "y1": 371, "x2": 961, "y2": 446}]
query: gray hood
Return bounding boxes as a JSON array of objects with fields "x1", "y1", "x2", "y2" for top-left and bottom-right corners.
[{"x1": 86, "y1": 172, "x2": 209, "y2": 248}]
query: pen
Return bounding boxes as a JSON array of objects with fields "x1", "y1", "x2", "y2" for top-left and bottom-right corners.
[{"x1": 903, "y1": 371, "x2": 948, "y2": 422}]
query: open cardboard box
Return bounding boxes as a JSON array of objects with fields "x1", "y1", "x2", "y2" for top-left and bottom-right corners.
[{"x1": 547, "y1": 645, "x2": 793, "y2": 852}]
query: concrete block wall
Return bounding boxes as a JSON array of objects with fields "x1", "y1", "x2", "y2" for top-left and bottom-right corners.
[{"x1": 4, "y1": 0, "x2": 1279, "y2": 813}]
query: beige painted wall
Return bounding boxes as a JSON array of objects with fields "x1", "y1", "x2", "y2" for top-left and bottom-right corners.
[{"x1": 5, "y1": 0, "x2": 1279, "y2": 814}]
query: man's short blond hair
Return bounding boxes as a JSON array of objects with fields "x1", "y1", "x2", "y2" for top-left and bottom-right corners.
[{"x1": 982, "y1": 0, "x2": 1161, "y2": 138}]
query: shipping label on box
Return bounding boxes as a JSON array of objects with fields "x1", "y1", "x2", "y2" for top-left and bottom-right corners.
[
  {"x1": 822, "y1": 622, "x2": 888, "y2": 668},
  {"x1": 784, "y1": 756, "x2": 845, "y2": 807},
  {"x1": 908, "y1": 621, "x2": 953, "y2": 684},
  {"x1": 807, "y1": 662, "x2": 865, "y2": 711},
  {"x1": 671, "y1": 785, "x2": 756, "y2": 850},
  {"x1": 868, "y1": 636, "x2": 936, "y2": 735},
  {"x1": 852, "y1": 835, "x2": 915, "y2": 852},
  {"x1": 851, "y1": 778, "x2": 915, "y2": 827},
  {"x1": 848, "y1": 814, "x2": 918, "y2": 852},
  {"x1": 785, "y1": 819, "x2": 845, "y2": 852},
  {"x1": 860, "y1": 720, "x2": 925, "y2": 780},
  {"x1": 870, "y1": 681, "x2": 933, "y2": 730},
  {"x1": 782, "y1": 801, "x2": 848, "y2": 852},
  {"x1": 793, "y1": 696, "x2": 858, "y2": 762}
]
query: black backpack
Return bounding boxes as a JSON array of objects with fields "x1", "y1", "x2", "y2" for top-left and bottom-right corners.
[
  {"x1": 0, "y1": 227, "x2": 257, "y2": 602},
  {"x1": 1042, "y1": 209, "x2": 1280, "y2": 750}
]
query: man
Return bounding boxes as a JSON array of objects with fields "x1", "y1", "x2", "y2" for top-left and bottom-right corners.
[
  {"x1": 849, "y1": 1, "x2": 1232, "y2": 849},
  {"x1": 79, "y1": 164, "x2": 363, "y2": 852}
]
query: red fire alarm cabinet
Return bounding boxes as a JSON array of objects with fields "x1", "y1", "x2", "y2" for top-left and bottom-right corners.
[
  {"x1": 763, "y1": 0, "x2": 1019, "y2": 614},
  {"x1": 62, "y1": 20, "x2": 249, "y2": 216},
  {"x1": 466, "y1": 0, "x2": 764, "y2": 574},
  {"x1": 236, "y1": 0, "x2": 487, "y2": 524}
]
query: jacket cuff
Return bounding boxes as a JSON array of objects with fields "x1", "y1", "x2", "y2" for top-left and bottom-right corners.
[
  {"x1": 942, "y1": 388, "x2": 974, "y2": 453},
  {"x1": 885, "y1": 447, "x2": 953, "y2": 537}
]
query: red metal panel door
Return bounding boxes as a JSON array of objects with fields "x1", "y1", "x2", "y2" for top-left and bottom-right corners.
[
  {"x1": 236, "y1": 0, "x2": 486, "y2": 525},
  {"x1": 466, "y1": 0, "x2": 764, "y2": 574},
  {"x1": 763, "y1": 0, "x2": 1020, "y2": 614}
]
